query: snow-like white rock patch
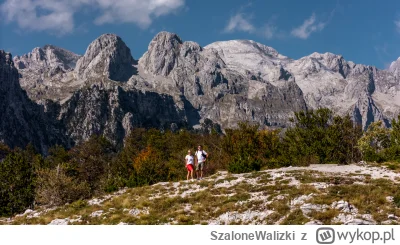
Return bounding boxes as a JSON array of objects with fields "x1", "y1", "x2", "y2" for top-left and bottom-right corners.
[
  {"x1": 90, "y1": 210, "x2": 104, "y2": 217},
  {"x1": 290, "y1": 194, "x2": 314, "y2": 206},
  {"x1": 128, "y1": 208, "x2": 149, "y2": 216},
  {"x1": 48, "y1": 219, "x2": 69, "y2": 225},
  {"x1": 300, "y1": 203, "x2": 328, "y2": 214},
  {"x1": 209, "y1": 210, "x2": 274, "y2": 225},
  {"x1": 331, "y1": 200, "x2": 358, "y2": 213}
]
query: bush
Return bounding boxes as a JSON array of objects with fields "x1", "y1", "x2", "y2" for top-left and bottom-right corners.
[
  {"x1": 130, "y1": 146, "x2": 167, "y2": 186},
  {"x1": 357, "y1": 121, "x2": 390, "y2": 162},
  {"x1": 223, "y1": 122, "x2": 279, "y2": 173},
  {"x1": 228, "y1": 154, "x2": 261, "y2": 174},
  {"x1": 35, "y1": 167, "x2": 91, "y2": 206}
]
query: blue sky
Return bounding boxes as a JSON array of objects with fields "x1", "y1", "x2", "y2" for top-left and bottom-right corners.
[{"x1": 1, "y1": 0, "x2": 400, "y2": 69}]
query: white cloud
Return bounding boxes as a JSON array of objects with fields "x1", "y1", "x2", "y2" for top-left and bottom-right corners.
[
  {"x1": 224, "y1": 13, "x2": 281, "y2": 40},
  {"x1": 224, "y1": 13, "x2": 255, "y2": 33},
  {"x1": 291, "y1": 13, "x2": 326, "y2": 39},
  {"x1": 263, "y1": 24, "x2": 276, "y2": 39},
  {"x1": 92, "y1": 0, "x2": 184, "y2": 27},
  {"x1": 0, "y1": 0, "x2": 185, "y2": 35},
  {"x1": 395, "y1": 18, "x2": 400, "y2": 33}
]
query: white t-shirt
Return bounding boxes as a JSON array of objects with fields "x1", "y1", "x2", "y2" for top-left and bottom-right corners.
[
  {"x1": 185, "y1": 155, "x2": 194, "y2": 165},
  {"x1": 195, "y1": 150, "x2": 207, "y2": 163}
]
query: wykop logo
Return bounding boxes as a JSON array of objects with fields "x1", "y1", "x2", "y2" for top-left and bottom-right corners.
[{"x1": 316, "y1": 227, "x2": 335, "y2": 244}]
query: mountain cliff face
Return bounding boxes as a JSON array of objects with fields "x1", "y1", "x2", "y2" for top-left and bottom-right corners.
[
  {"x1": 13, "y1": 45, "x2": 81, "y2": 103},
  {"x1": 205, "y1": 43, "x2": 400, "y2": 130},
  {"x1": 75, "y1": 34, "x2": 137, "y2": 82},
  {"x1": 0, "y1": 51, "x2": 69, "y2": 153},
  {"x1": 284, "y1": 52, "x2": 400, "y2": 130},
  {"x1": 58, "y1": 82, "x2": 187, "y2": 147},
  {"x1": 137, "y1": 32, "x2": 306, "y2": 129},
  {"x1": 3, "y1": 31, "x2": 400, "y2": 152}
]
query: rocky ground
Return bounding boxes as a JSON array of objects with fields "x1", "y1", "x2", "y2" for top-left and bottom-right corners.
[{"x1": 1, "y1": 162, "x2": 400, "y2": 225}]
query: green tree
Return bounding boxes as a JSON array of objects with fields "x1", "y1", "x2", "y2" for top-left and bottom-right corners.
[
  {"x1": 283, "y1": 109, "x2": 333, "y2": 165},
  {"x1": 69, "y1": 135, "x2": 115, "y2": 194},
  {"x1": 327, "y1": 115, "x2": 362, "y2": 164},
  {"x1": 282, "y1": 109, "x2": 362, "y2": 165},
  {"x1": 0, "y1": 143, "x2": 11, "y2": 160},
  {"x1": 224, "y1": 122, "x2": 262, "y2": 173},
  {"x1": 44, "y1": 145, "x2": 70, "y2": 169},
  {"x1": 0, "y1": 151, "x2": 35, "y2": 216}
]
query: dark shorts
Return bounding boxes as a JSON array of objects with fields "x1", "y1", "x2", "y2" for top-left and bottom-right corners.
[
  {"x1": 186, "y1": 164, "x2": 194, "y2": 171},
  {"x1": 196, "y1": 161, "x2": 204, "y2": 171}
]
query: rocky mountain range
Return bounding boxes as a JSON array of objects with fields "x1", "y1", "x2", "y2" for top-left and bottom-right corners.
[{"x1": 2, "y1": 31, "x2": 400, "y2": 153}]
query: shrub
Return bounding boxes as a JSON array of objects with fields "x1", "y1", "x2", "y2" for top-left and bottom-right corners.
[
  {"x1": 224, "y1": 122, "x2": 278, "y2": 173},
  {"x1": 35, "y1": 166, "x2": 91, "y2": 206},
  {"x1": 357, "y1": 121, "x2": 390, "y2": 162},
  {"x1": 228, "y1": 154, "x2": 261, "y2": 174},
  {"x1": 130, "y1": 146, "x2": 167, "y2": 186}
]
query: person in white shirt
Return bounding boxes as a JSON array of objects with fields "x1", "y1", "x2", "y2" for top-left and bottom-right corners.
[
  {"x1": 195, "y1": 145, "x2": 208, "y2": 180},
  {"x1": 185, "y1": 150, "x2": 194, "y2": 181}
]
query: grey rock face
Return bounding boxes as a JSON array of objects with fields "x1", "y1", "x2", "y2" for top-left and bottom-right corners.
[
  {"x1": 6, "y1": 31, "x2": 400, "y2": 153},
  {"x1": 351, "y1": 92, "x2": 386, "y2": 130},
  {"x1": 389, "y1": 57, "x2": 400, "y2": 78},
  {"x1": 14, "y1": 45, "x2": 80, "y2": 71},
  {"x1": 0, "y1": 50, "x2": 69, "y2": 153},
  {"x1": 13, "y1": 45, "x2": 81, "y2": 102},
  {"x1": 138, "y1": 33, "x2": 306, "y2": 130},
  {"x1": 75, "y1": 34, "x2": 136, "y2": 82},
  {"x1": 59, "y1": 80, "x2": 187, "y2": 147},
  {"x1": 139, "y1": 31, "x2": 183, "y2": 76}
]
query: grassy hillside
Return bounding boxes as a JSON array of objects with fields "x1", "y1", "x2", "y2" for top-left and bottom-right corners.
[{"x1": 2, "y1": 163, "x2": 400, "y2": 225}]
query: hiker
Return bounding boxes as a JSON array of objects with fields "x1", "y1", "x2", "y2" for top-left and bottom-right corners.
[
  {"x1": 185, "y1": 149, "x2": 194, "y2": 181},
  {"x1": 195, "y1": 145, "x2": 208, "y2": 180}
]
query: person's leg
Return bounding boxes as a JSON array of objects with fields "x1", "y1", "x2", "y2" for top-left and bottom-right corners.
[
  {"x1": 190, "y1": 169, "x2": 194, "y2": 179},
  {"x1": 199, "y1": 162, "x2": 204, "y2": 179},
  {"x1": 195, "y1": 163, "x2": 200, "y2": 179},
  {"x1": 187, "y1": 170, "x2": 189, "y2": 180}
]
